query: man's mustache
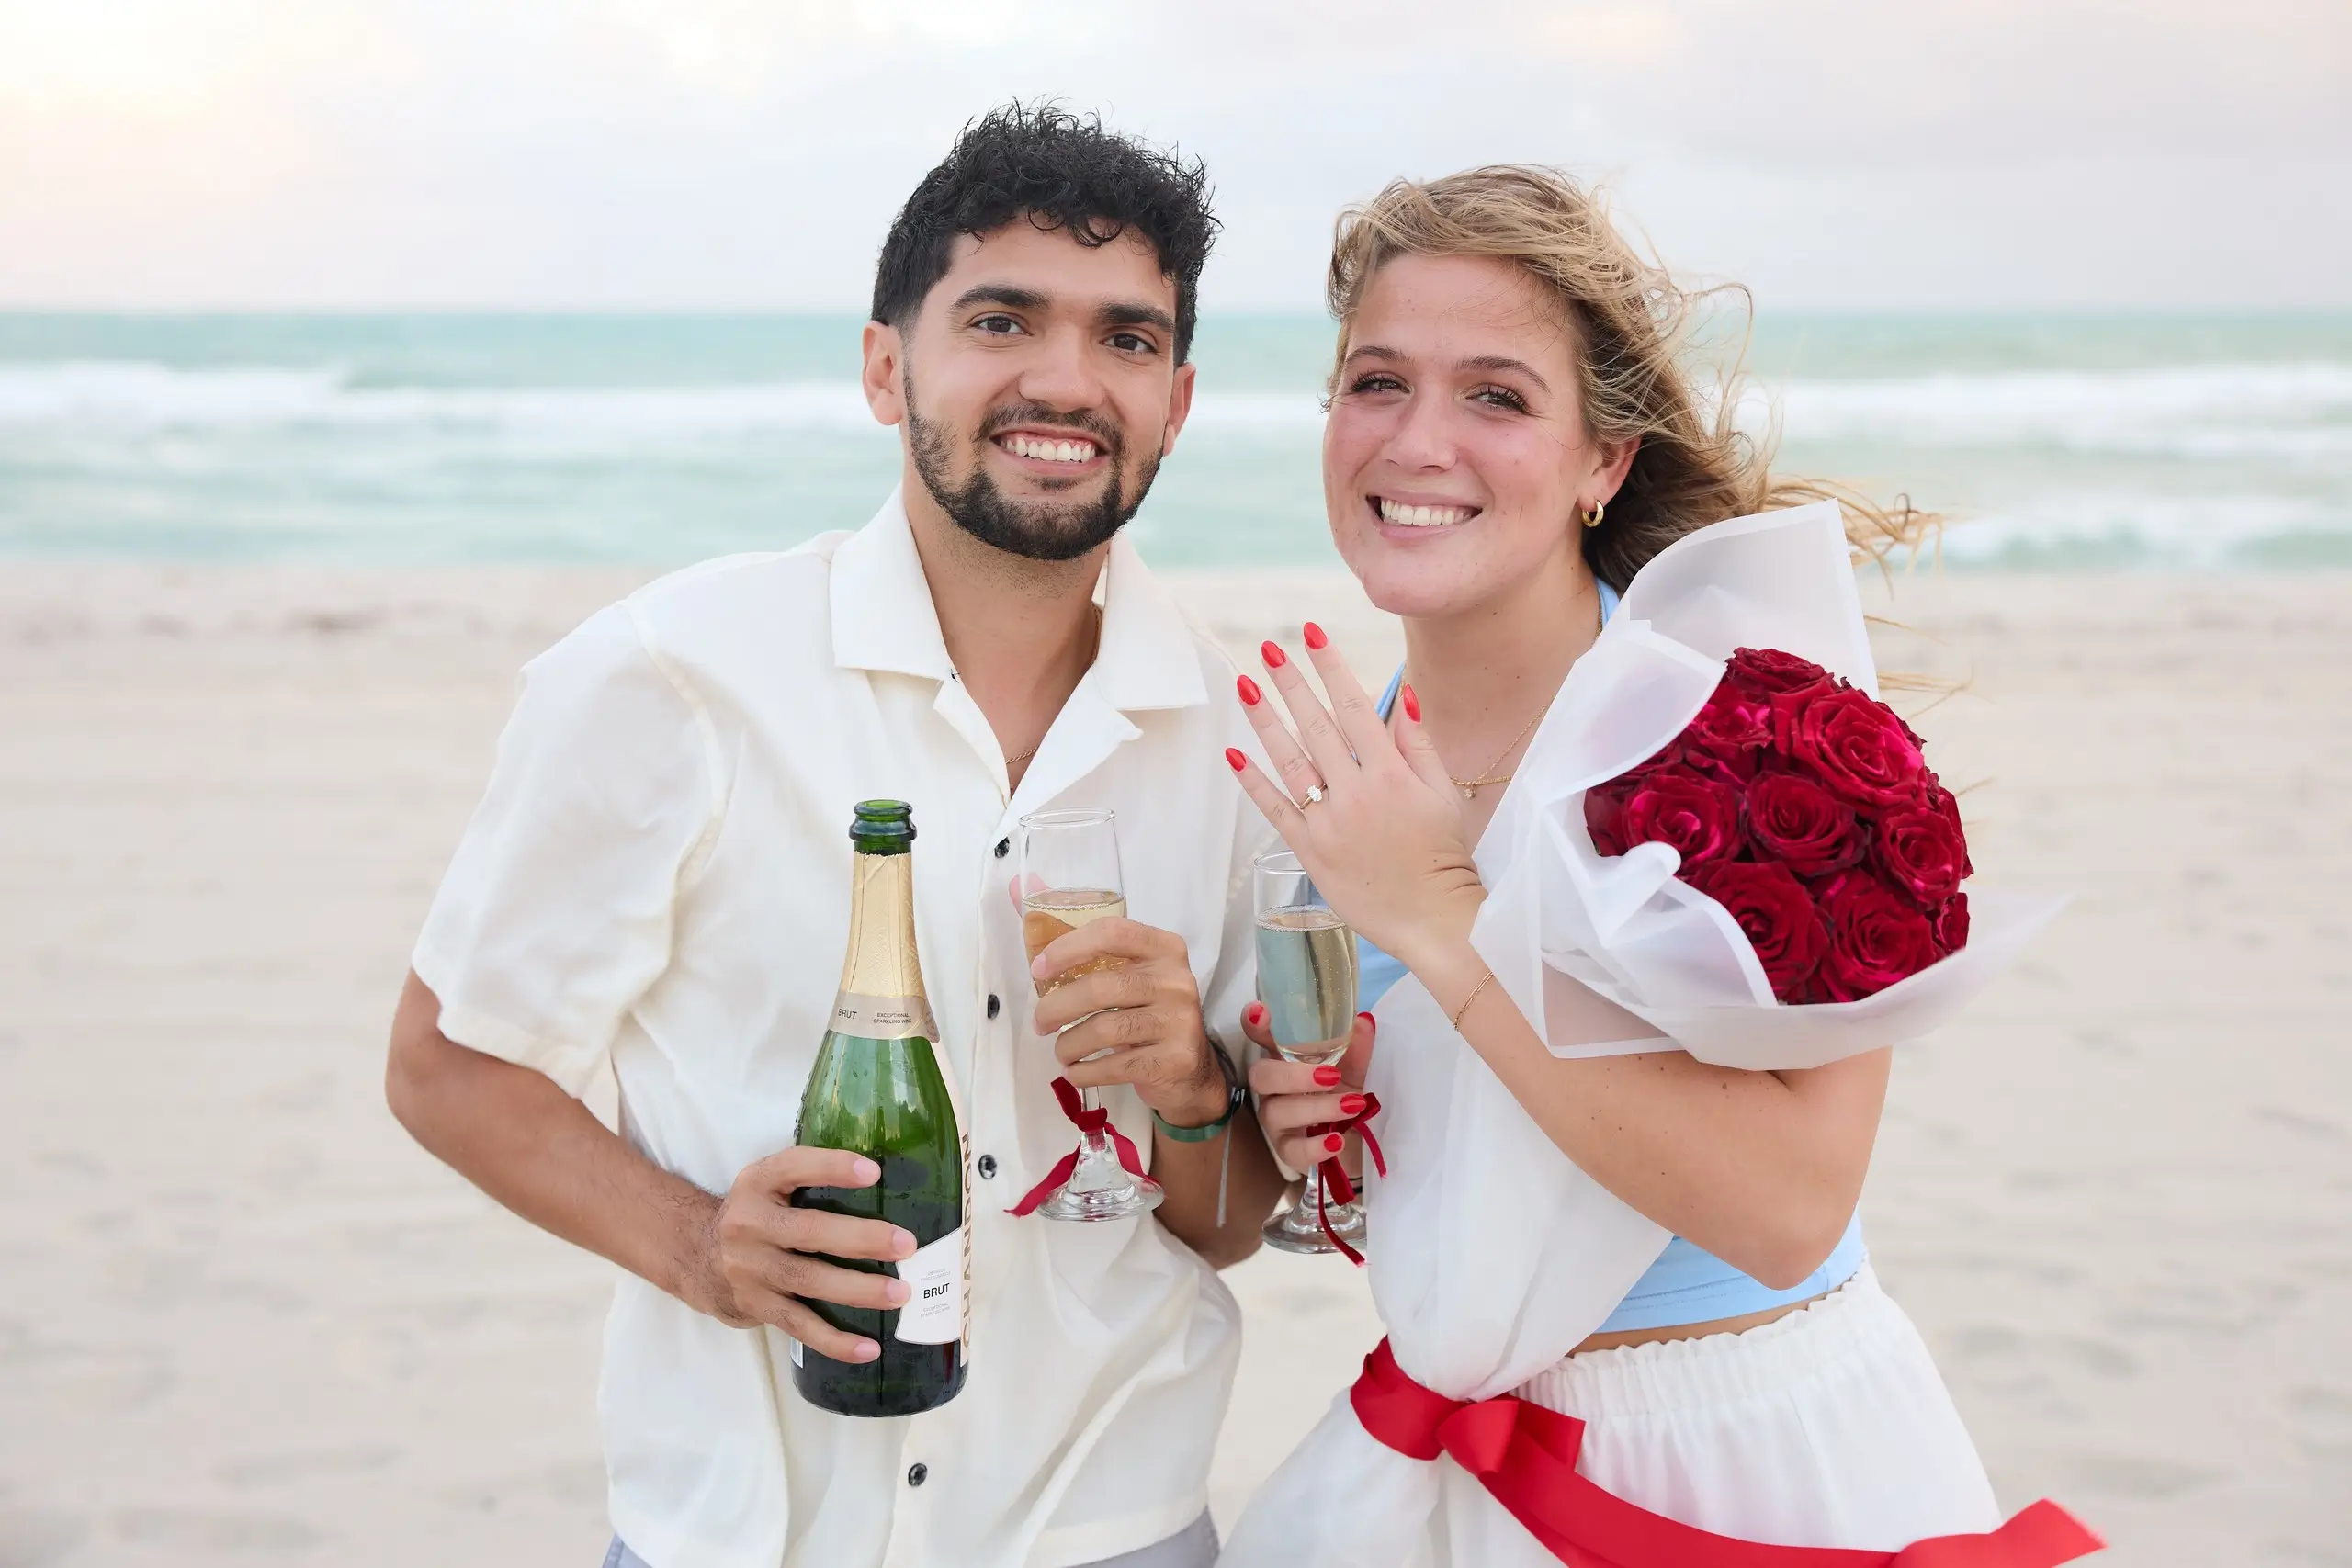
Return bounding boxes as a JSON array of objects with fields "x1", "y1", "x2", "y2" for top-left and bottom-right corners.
[{"x1": 976, "y1": 403, "x2": 1124, "y2": 456}]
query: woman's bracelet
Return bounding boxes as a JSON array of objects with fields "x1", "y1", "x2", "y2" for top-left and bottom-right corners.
[{"x1": 1449, "y1": 967, "x2": 1497, "y2": 1029}]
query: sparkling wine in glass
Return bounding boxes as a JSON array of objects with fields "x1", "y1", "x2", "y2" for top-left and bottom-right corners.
[
  {"x1": 1018, "y1": 808, "x2": 1163, "y2": 1223},
  {"x1": 1254, "y1": 849, "x2": 1366, "y2": 1256}
]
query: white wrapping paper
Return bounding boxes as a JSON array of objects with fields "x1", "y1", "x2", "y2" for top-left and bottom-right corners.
[
  {"x1": 1218, "y1": 503, "x2": 2061, "y2": 1568},
  {"x1": 1479, "y1": 500, "x2": 2064, "y2": 1069}
]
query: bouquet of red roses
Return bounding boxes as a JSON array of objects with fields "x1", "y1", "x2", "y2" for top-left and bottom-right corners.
[
  {"x1": 1467, "y1": 500, "x2": 2056, "y2": 1072},
  {"x1": 1583, "y1": 648, "x2": 1972, "y2": 1005}
]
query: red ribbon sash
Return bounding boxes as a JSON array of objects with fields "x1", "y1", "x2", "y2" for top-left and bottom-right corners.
[
  {"x1": 1309, "y1": 1092, "x2": 1386, "y2": 1264},
  {"x1": 1007, "y1": 1076, "x2": 1150, "y2": 1217},
  {"x1": 1351, "y1": 1337, "x2": 2102, "y2": 1568}
]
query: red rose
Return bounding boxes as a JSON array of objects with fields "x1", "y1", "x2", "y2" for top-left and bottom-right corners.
[
  {"x1": 1776, "y1": 686, "x2": 1928, "y2": 811},
  {"x1": 1815, "y1": 872, "x2": 1941, "y2": 1001},
  {"x1": 1618, "y1": 765, "x2": 1745, "y2": 866},
  {"x1": 1745, "y1": 769, "x2": 1866, "y2": 878},
  {"x1": 1725, "y1": 647, "x2": 1834, "y2": 698},
  {"x1": 1683, "y1": 681, "x2": 1774, "y2": 777},
  {"x1": 1665, "y1": 740, "x2": 1750, "y2": 790},
  {"x1": 1874, "y1": 804, "x2": 1970, "y2": 908},
  {"x1": 1932, "y1": 892, "x2": 1971, "y2": 955},
  {"x1": 1924, "y1": 782, "x2": 1975, "y2": 880},
  {"x1": 1685, "y1": 859, "x2": 1828, "y2": 1002},
  {"x1": 1584, "y1": 773, "x2": 1642, "y2": 855}
]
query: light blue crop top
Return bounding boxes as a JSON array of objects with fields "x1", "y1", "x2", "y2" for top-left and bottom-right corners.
[{"x1": 1363, "y1": 580, "x2": 1866, "y2": 1332}]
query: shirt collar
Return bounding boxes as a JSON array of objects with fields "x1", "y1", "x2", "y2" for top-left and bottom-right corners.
[
  {"x1": 831, "y1": 487, "x2": 1207, "y2": 714},
  {"x1": 830, "y1": 488, "x2": 957, "y2": 682}
]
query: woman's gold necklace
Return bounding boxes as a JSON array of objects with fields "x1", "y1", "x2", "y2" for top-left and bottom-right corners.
[
  {"x1": 1419, "y1": 592, "x2": 1604, "y2": 800},
  {"x1": 1442, "y1": 704, "x2": 1547, "y2": 799}
]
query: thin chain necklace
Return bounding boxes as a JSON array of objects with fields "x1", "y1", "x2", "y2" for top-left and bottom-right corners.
[
  {"x1": 1417, "y1": 591, "x2": 1604, "y2": 800},
  {"x1": 1002, "y1": 605, "x2": 1102, "y2": 773},
  {"x1": 1440, "y1": 704, "x2": 1547, "y2": 800}
]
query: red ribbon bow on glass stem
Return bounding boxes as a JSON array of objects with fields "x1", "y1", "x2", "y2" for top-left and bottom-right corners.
[
  {"x1": 1007, "y1": 1075, "x2": 1150, "y2": 1217},
  {"x1": 1309, "y1": 1092, "x2": 1385, "y2": 1264}
]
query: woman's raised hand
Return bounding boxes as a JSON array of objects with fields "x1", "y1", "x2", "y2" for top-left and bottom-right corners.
[{"x1": 1226, "y1": 624, "x2": 1487, "y2": 969}]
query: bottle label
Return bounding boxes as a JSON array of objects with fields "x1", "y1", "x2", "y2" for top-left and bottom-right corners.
[
  {"x1": 891, "y1": 1227, "x2": 966, "y2": 1345},
  {"x1": 830, "y1": 990, "x2": 938, "y2": 1041}
]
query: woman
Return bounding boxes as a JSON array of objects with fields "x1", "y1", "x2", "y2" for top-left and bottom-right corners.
[{"x1": 1217, "y1": 169, "x2": 2092, "y2": 1565}]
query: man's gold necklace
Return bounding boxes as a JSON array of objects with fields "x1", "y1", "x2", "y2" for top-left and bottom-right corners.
[{"x1": 1003, "y1": 607, "x2": 1102, "y2": 771}]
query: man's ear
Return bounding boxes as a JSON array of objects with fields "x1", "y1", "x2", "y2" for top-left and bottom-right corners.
[
  {"x1": 862, "y1": 321, "x2": 906, "y2": 427},
  {"x1": 1159, "y1": 358, "x2": 1198, "y2": 457}
]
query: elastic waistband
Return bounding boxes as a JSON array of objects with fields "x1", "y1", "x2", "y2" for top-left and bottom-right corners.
[{"x1": 1515, "y1": 1264, "x2": 1909, "y2": 1422}]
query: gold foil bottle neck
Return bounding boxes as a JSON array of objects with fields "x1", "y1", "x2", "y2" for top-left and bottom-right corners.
[{"x1": 832, "y1": 851, "x2": 937, "y2": 1041}]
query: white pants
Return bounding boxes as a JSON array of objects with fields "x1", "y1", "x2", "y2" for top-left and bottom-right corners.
[
  {"x1": 606, "y1": 1509, "x2": 1216, "y2": 1568},
  {"x1": 1496, "y1": 1265, "x2": 1998, "y2": 1555}
]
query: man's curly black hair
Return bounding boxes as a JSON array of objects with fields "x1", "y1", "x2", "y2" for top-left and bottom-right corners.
[{"x1": 872, "y1": 103, "x2": 1217, "y2": 364}]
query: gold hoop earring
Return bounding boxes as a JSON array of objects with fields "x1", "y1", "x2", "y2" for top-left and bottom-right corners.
[{"x1": 1582, "y1": 500, "x2": 1606, "y2": 530}]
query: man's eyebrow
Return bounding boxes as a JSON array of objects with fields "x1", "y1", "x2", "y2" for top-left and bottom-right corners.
[
  {"x1": 949, "y1": 284, "x2": 1049, "y2": 313},
  {"x1": 1099, "y1": 300, "x2": 1177, "y2": 334}
]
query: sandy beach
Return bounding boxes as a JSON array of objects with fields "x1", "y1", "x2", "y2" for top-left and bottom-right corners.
[{"x1": 2, "y1": 560, "x2": 2346, "y2": 1568}]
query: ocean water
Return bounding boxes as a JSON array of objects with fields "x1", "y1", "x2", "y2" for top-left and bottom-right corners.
[{"x1": 1, "y1": 312, "x2": 2346, "y2": 570}]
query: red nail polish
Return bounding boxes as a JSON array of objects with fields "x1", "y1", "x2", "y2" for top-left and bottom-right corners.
[
  {"x1": 1237, "y1": 674, "x2": 1261, "y2": 705},
  {"x1": 1339, "y1": 1093, "x2": 1367, "y2": 1116},
  {"x1": 1324, "y1": 1133, "x2": 1345, "y2": 1154},
  {"x1": 1400, "y1": 683, "x2": 1420, "y2": 723},
  {"x1": 1358, "y1": 1010, "x2": 1376, "y2": 1034},
  {"x1": 1260, "y1": 640, "x2": 1286, "y2": 669},
  {"x1": 1303, "y1": 622, "x2": 1328, "y2": 650},
  {"x1": 1313, "y1": 1065, "x2": 1342, "y2": 1087},
  {"x1": 1245, "y1": 1001, "x2": 1267, "y2": 1026},
  {"x1": 1224, "y1": 747, "x2": 1247, "y2": 772}
]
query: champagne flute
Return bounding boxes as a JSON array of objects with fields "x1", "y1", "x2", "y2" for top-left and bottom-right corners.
[
  {"x1": 1253, "y1": 848, "x2": 1366, "y2": 1256},
  {"x1": 1019, "y1": 808, "x2": 1164, "y2": 1223}
]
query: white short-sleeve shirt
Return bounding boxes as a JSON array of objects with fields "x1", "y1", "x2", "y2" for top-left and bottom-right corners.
[{"x1": 413, "y1": 491, "x2": 1274, "y2": 1568}]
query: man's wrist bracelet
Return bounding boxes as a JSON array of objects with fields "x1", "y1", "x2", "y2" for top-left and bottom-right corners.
[{"x1": 1155, "y1": 1077, "x2": 1245, "y2": 1142}]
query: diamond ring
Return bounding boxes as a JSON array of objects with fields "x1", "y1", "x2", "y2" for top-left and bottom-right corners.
[{"x1": 1300, "y1": 784, "x2": 1327, "y2": 807}]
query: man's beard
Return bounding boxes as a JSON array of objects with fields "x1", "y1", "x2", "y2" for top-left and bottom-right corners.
[{"x1": 906, "y1": 383, "x2": 1161, "y2": 564}]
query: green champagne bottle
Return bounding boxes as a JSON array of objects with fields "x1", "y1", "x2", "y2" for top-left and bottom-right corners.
[{"x1": 789, "y1": 800, "x2": 969, "y2": 1417}]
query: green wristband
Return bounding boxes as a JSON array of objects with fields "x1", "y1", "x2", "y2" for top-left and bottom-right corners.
[{"x1": 1154, "y1": 1078, "x2": 1246, "y2": 1143}]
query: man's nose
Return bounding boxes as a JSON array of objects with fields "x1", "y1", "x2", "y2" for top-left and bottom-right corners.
[{"x1": 1014, "y1": 325, "x2": 1111, "y2": 414}]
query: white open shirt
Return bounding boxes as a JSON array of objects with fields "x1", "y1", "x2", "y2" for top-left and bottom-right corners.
[{"x1": 414, "y1": 491, "x2": 1274, "y2": 1568}]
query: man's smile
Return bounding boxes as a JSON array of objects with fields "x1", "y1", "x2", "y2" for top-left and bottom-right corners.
[{"x1": 992, "y1": 428, "x2": 1109, "y2": 471}]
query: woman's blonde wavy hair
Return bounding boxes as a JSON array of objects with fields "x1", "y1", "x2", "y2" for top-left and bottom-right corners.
[{"x1": 1327, "y1": 165, "x2": 1934, "y2": 592}]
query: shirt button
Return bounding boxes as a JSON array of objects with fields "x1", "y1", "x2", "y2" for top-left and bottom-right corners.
[
  {"x1": 986, "y1": 994, "x2": 1001, "y2": 1020},
  {"x1": 906, "y1": 1461, "x2": 929, "y2": 1487},
  {"x1": 993, "y1": 838, "x2": 1010, "y2": 859},
  {"x1": 977, "y1": 1155, "x2": 998, "y2": 1179}
]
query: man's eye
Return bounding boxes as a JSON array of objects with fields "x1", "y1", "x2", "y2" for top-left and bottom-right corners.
[
  {"x1": 1108, "y1": 332, "x2": 1157, "y2": 355},
  {"x1": 973, "y1": 314, "x2": 1024, "y2": 335}
]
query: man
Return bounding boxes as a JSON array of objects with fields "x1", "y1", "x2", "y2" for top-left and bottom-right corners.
[{"x1": 386, "y1": 105, "x2": 1291, "y2": 1568}]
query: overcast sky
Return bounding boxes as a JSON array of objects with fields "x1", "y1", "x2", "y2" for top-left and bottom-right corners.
[{"x1": 2, "y1": 0, "x2": 2346, "y2": 311}]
